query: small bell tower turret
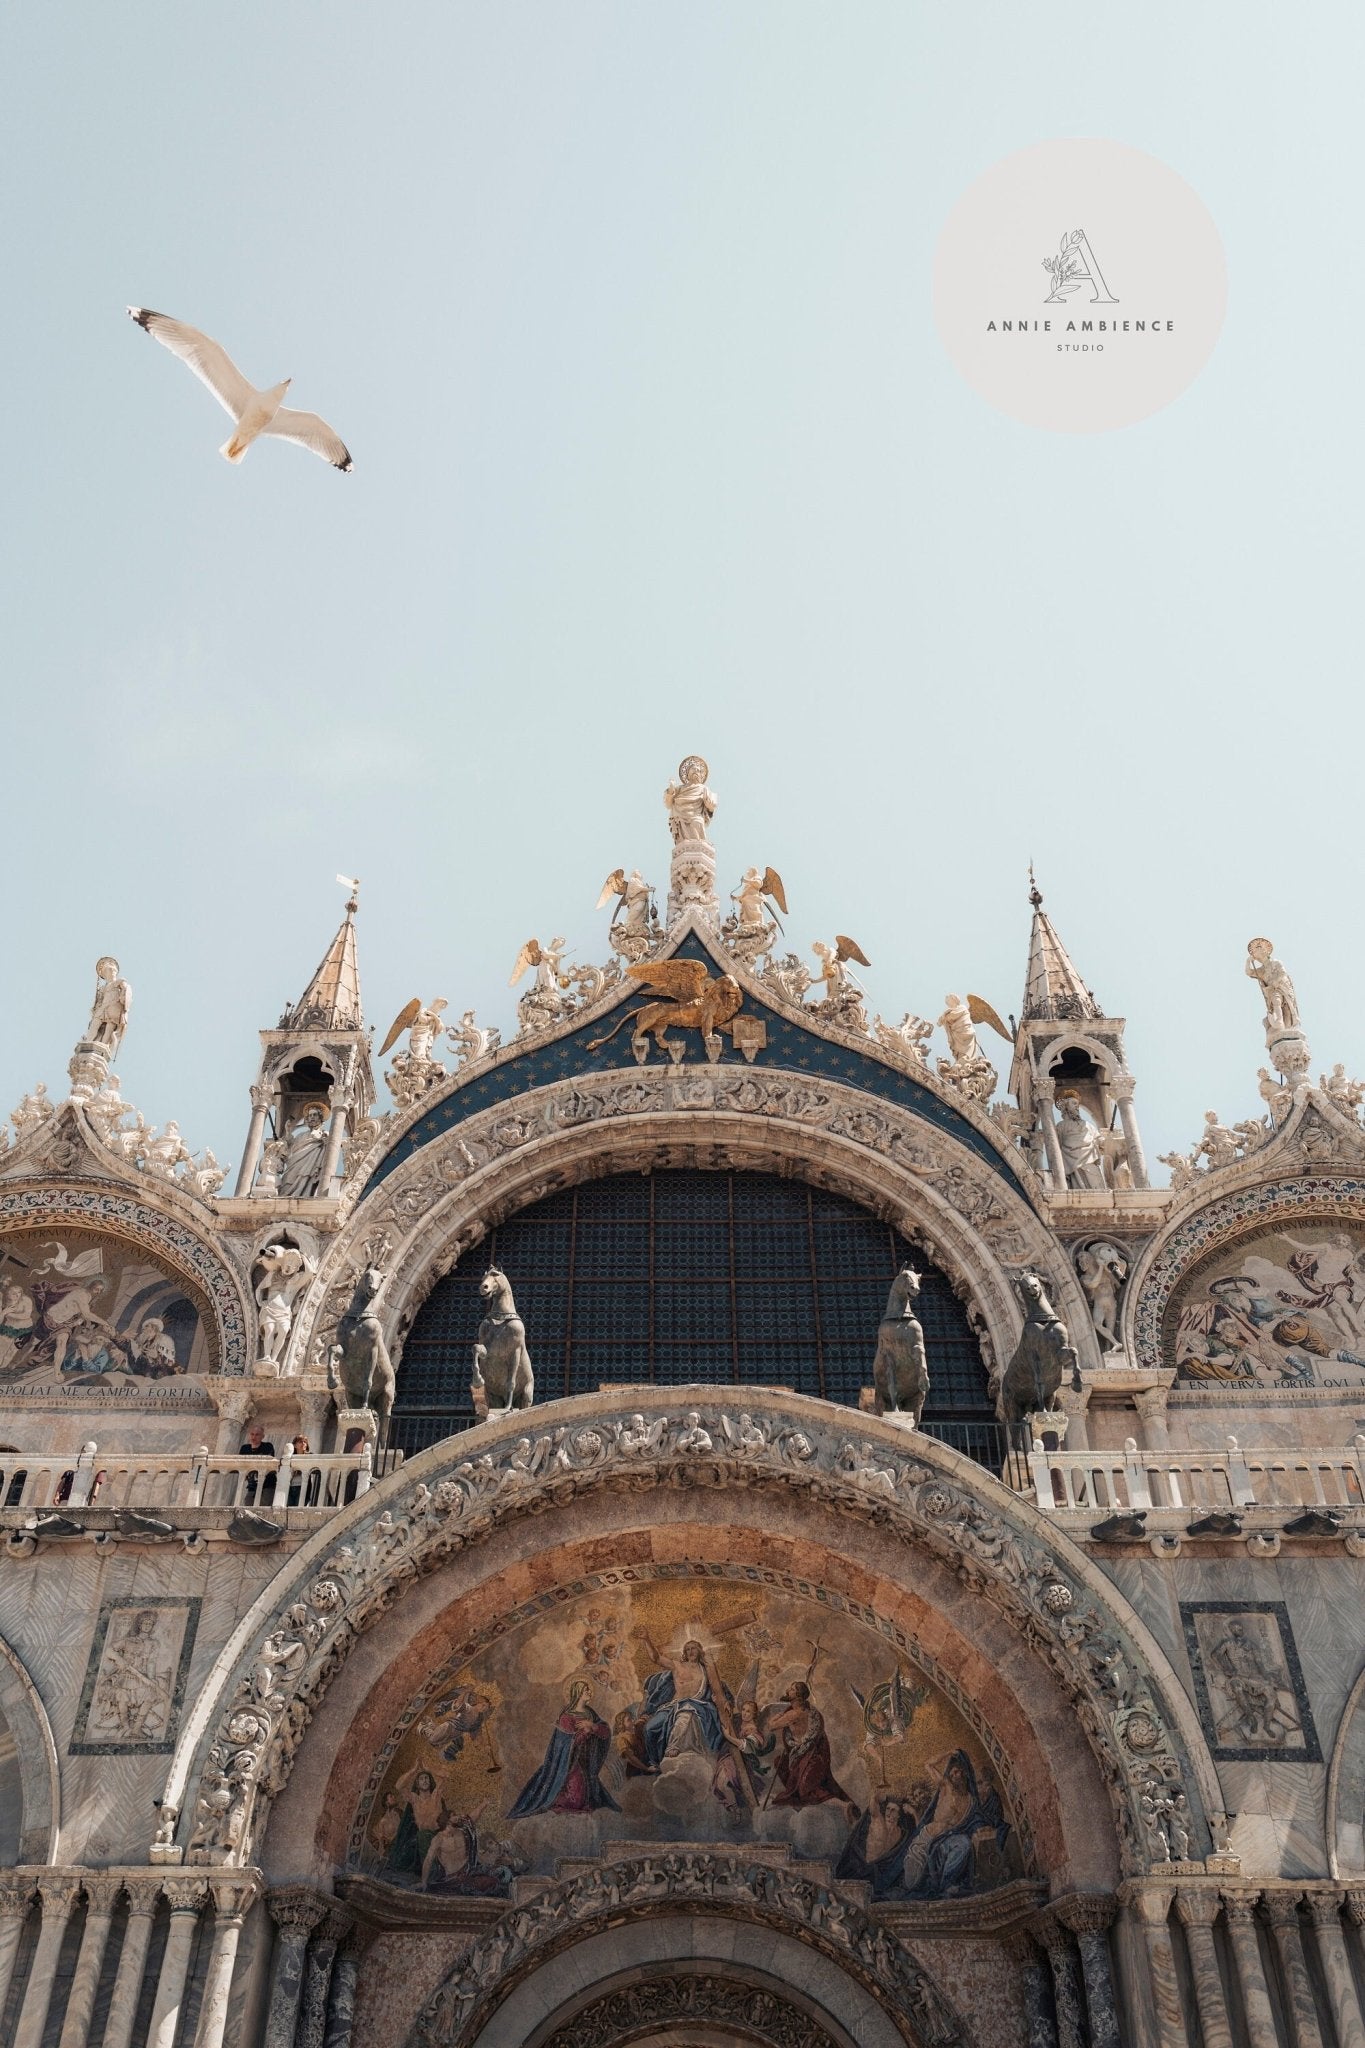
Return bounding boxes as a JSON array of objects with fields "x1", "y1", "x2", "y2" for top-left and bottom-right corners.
[
  {"x1": 233, "y1": 880, "x2": 376, "y2": 1201},
  {"x1": 1009, "y1": 875, "x2": 1148, "y2": 1191}
]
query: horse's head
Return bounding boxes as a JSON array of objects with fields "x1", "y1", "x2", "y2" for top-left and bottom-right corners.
[
  {"x1": 479, "y1": 1267, "x2": 510, "y2": 1305},
  {"x1": 886, "y1": 1265, "x2": 921, "y2": 1315},
  {"x1": 1015, "y1": 1269, "x2": 1044, "y2": 1308}
]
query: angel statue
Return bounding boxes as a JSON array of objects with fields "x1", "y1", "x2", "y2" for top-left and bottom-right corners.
[
  {"x1": 511, "y1": 937, "x2": 569, "y2": 1035},
  {"x1": 807, "y1": 937, "x2": 872, "y2": 1034},
  {"x1": 587, "y1": 959, "x2": 743, "y2": 1063},
  {"x1": 664, "y1": 756, "x2": 717, "y2": 844},
  {"x1": 448, "y1": 1009, "x2": 501, "y2": 1069},
  {"x1": 596, "y1": 868, "x2": 656, "y2": 962},
  {"x1": 936, "y1": 993, "x2": 1010, "y2": 1104},
  {"x1": 731, "y1": 866, "x2": 787, "y2": 932},
  {"x1": 379, "y1": 997, "x2": 449, "y2": 1110},
  {"x1": 85, "y1": 957, "x2": 131, "y2": 1056}
]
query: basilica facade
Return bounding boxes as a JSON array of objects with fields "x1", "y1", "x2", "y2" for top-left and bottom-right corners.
[{"x1": 3, "y1": 758, "x2": 1365, "y2": 2048}]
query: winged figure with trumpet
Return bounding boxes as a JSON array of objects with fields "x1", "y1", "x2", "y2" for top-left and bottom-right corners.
[{"x1": 731, "y1": 866, "x2": 787, "y2": 932}]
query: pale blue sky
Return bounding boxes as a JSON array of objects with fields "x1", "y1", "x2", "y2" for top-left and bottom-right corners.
[{"x1": 3, "y1": 3, "x2": 1361, "y2": 1174}]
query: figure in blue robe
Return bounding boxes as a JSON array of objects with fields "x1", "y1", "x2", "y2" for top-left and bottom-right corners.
[
  {"x1": 508, "y1": 1684, "x2": 620, "y2": 1818},
  {"x1": 902, "y1": 1750, "x2": 1009, "y2": 1899},
  {"x1": 836, "y1": 1795, "x2": 918, "y2": 1899}
]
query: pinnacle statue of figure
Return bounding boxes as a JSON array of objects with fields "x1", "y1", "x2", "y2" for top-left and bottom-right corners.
[{"x1": 664, "y1": 754, "x2": 721, "y2": 927}]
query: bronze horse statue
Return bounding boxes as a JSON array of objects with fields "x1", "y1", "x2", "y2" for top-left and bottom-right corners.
[
  {"x1": 872, "y1": 1265, "x2": 930, "y2": 1422},
  {"x1": 999, "y1": 1270, "x2": 1077, "y2": 1429},
  {"x1": 471, "y1": 1267, "x2": 535, "y2": 1416},
  {"x1": 336, "y1": 1267, "x2": 396, "y2": 1430}
]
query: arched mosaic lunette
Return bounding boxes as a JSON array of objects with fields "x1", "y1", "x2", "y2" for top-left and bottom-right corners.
[
  {"x1": 159, "y1": 1394, "x2": 1222, "y2": 1882},
  {"x1": 1128, "y1": 1174, "x2": 1365, "y2": 1368},
  {"x1": 0, "y1": 1181, "x2": 251, "y2": 1373},
  {"x1": 403, "y1": 1851, "x2": 968, "y2": 2048}
]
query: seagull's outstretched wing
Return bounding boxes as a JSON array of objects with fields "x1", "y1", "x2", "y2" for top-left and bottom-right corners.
[
  {"x1": 263, "y1": 407, "x2": 353, "y2": 472},
  {"x1": 127, "y1": 308, "x2": 252, "y2": 421}
]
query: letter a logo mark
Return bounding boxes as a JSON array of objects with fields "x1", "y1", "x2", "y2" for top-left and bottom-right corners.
[{"x1": 1042, "y1": 228, "x2": 1118, "y2": 304}]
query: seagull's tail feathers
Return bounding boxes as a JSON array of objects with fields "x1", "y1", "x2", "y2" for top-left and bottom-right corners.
[{"x1": 220, "y1": 433, "x2": 250, "y2": 464}]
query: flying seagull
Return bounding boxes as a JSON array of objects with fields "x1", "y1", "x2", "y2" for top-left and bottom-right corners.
[{"x1": 127, "y1": 307, "x2": 353, "y2": 471}]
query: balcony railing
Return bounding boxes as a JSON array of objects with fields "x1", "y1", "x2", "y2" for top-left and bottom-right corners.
[
  {"x1": 0, "y1": 1445, "x2": 375, "y2": 1515},
  {"x1": 1024, "y1": 1435, "x2": 1365, "y2": 1516}
]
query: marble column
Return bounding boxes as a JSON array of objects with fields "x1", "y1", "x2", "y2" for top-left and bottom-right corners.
[
  {"x1": 1128, "y1": 1886, "x2": 1185, "y2": 2048},
  {"x1": 1033, "y1": 1915, "x2": 1086, "y2": 2048},
  {"x1": 1007, "y1": 1933, "x2": 1058, "y2": 2048},
  {"x1": 193, "y1": 1878, "x2": 261, "y2": 2048},
  {"x1": 319, "y1": 1095, "x2": 351, "y2": 1197},
  {"x1": 0, "y1": 1879, "x2": 36, "y2": 2027},
  {"x1": 1055, "y1": 1895, "x2": 1122, "y2": 2048},
  {"x1": 235, "y1": 1085, "x2": 273, "y2": 1195},
  {"x1": 322, "y1": 1927, "x2": 371, "y2": 2048},
  {"x1": 298, "y1": 1910, "x2": 350, "y2": 2048},
  {"x1": 1263, "y1": 1892, "x2": 1324, "y2": 2048},
  {"x1": 263, "y1": 1889, "x2": 331, "y2": 2048},
  {"x1": 1174, "y1": 1891, "x2": 1233, "y2": 2048},
  {"x1": 1133, "y1": 1384, "x2": 1171, "y2": 1452},
  {"x1": 1305, "y1": 1893, "x2": 1365, "y2": 2048},
  {"x1": 145, "y1": 1878, "x2": 208, "y2": 2048},
  {"x1": 102, "y1": 1877, "x2": 163, "y2": 2048},
  {"x1": 12, "y1": 1874, "x2": 83, "y2": 2048},
  {"x1": 1110, "y1": 1072, "x2": 1149, "y2": 1188},
  {"x1": 57, "y1": 1874, "x2": 125, "y2": 2048},
  {"x1": 1035, "y1": 1079, "x2": 1069, "y2": 1190},
  {"x1": 1221, "y1": 1893, "x2": 1280, "y2": 2048}
]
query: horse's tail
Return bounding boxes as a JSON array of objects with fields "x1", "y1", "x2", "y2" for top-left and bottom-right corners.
[{"x1": 587, "y1": 1006, "x2": 647, "y2": 1053}]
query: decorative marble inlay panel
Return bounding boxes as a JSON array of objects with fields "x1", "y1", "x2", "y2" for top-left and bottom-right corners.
[
  {"x1": 1180, "y1": 1601, "x2": 1321, "y2": 1763},
  {"x1": 71, "y1": 1595, "x2": 201, "y2": 1754}
]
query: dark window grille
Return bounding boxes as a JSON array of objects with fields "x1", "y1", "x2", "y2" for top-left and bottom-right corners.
[{"x1": 396, "y1": 1170, "x2": 995, "y2": 1459}]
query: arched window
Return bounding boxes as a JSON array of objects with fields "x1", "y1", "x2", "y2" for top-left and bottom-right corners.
[{"x1": 395, "y1": 1169, "x2": 996, "y2": 1461}]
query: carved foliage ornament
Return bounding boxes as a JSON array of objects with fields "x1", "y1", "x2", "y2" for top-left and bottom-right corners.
[
  {"x1": 408, "y1": 1854, "x2": 965, "y2": 2048},
  {"x1": 540, "y1": 1973, "x2": 840, "y2": 2048},
  {"x1": 172, "y1": 1404, "x2": 1195, "y2": 1878}
]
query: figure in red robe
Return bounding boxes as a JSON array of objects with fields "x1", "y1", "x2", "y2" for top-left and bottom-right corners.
[{"x1": 768, "y1": 1683, "x2": 856, "y2": 1809}]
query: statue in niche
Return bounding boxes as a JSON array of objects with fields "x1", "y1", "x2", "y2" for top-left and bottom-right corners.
[
  {"x1": 1246, "y1": 937, "x2": 1300, "y2": 1032},
  {"x1": 664, "y1": 755, "x2": 717, "y2": 843},
  {"x1": 471, "y1": 1267, "x2": 534, "y2": 1416},
  {"x1": 336, "y1": 1266, "x2": 396, "y2": 1427},
  {"x1": 277, "y1": 1103, "x2": 330, "y2": 1199},
  {"x1": 254, "y1": 1242, "x2": 316, "y2": 1369},
  {"x1": 85, "y1": 956, "x2": 132, "y2": 1055},
  {"x1": 999, "y1": 1271, "x2": 1077, "y2": 1427},
  {"x1": 1055, "y1": 1094, "x2": 1107, "y2": 1191},
  {"x1": 1075, "y1": 1240, "x2": 1127, "y2": 1353},
  {"x1": 871, "y1": 1266, "x2": 929, "y2": 1421}
]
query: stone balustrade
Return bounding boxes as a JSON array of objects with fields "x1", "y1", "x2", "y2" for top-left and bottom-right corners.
[
  {"x1": 1025, "y1": 1434, "x2": 1365, "y2": 1517},
  {"x1": 0, "y1": 1444, "x2": 374, "y2": 1515}
]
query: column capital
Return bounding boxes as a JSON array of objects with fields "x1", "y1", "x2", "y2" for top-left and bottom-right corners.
[
  {"x1": 1260, "y1": 1889, "x2": 1305, "y2": 1929},
  {"x1": 81, "y1": 1875, "x2": 126, "y2": 1916},
  {"x1": 320, "y1": 1904, "x2": 355, "y2": 1946},
  {"x1": 1035, "y1": 1074, "x2": 1057, "y2": 1103},
  {"x1": 1304, "y1": 1890, "x2": 1345, "y2": 1929},
  {"x1": 36, "y1": 1874, "x2": 85, "y2": 1912},
  {"x1": 1124, "y1": 1884, "x2": 1176, "y2": 1926},
  {"x1": 1175, "y1": 1889, "x2": 1221, "y2": 1928},
  {"x1": 121, "y1": 1873, "x2": 167, "y2": 1917},
  {"x1": 1220, "y1": 1890, "x2": 1263, "y2": 1926},
  {"x1": 1026, "y1": 1909, "x2": 1073, "y2": 1956},
  {"x1": 1109, "y1": 1070, "x2": 1137, "y2": 1103},
  {"x1": 250, "y1": 1084, "x2": 274, "y2": 1112},
  {"x1": 1344, "y1": 1891, "x2": 1365, "y2": 1928},
  {"x1": 0, "y1": 1877, "x2": 36, "y2": 1918},
  {"x1": 1053, "y1": 1893, "x2": 1118, "y2": 1936},
  {"x1": 268, "y1": 1886, "x2": 332, "y2": 1942},
  {"x1": 161, "y1": 1878, "x2": 210, "y2": 1916},
  {"x1": 209, "y1": 1875, "x2": 262, "y2": 1922}
]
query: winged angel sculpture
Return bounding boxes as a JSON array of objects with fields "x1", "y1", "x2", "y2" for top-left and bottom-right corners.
[{"x1": 588, "y1": 958, "x2": 743, "y2": 1062}]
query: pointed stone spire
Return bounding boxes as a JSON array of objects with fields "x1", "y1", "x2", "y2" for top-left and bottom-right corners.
[
  {"x1": 1022, "y1": 871, "x2": 1102, "y2": 1024},
  {"x1": 283, "y1": 879, "x2": 364, "y2": 1031}
]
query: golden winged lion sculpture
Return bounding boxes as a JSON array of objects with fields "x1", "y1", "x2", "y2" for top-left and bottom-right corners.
[{"x1": 587, "y1": 958, "x2": 743, "y2": 1060}]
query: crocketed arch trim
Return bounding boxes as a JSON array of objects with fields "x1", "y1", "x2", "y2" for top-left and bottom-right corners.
[{"x1": 160, "y1": 1393, "x2": 1222, "y2": 1879}]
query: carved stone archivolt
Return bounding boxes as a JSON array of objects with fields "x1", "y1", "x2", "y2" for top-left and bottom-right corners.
[
  {"x1": 406, "y1": 1853, "x2": 966, "y2": 2048},
  {"x1": 288, "y1": 1067, "x2": 1094, "y2": 1385},
  {"x1": 160, "y1": 1394, "x2": 1220, "y2": 1883},
  {"x1": 536, "y1": 1971, "x2": 843, "y2": 2048}
]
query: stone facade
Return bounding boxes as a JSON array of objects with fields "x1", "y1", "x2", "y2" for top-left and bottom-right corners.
[{"x1": 4, "y1": 775, "x2": 1365, "y2": 2045}]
